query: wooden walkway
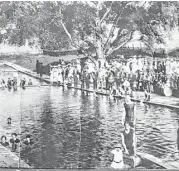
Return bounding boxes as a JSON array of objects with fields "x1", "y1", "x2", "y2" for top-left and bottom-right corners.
[
  {"x1": 2, "y1": 62, "x2": 179, "y2": 169},
  {"x1": 0, "y1": 144, "x2": 30, "y2": 168},
  {"x1": 3, "y1": 61, "x2": 179, "y2": 109}
]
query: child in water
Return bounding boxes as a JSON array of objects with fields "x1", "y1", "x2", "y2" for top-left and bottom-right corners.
[
  {"x1": 0, "y1": 136, "x2": 9, "y2": 147},
  {"x1": 23, "y1": 135, "x2": 33, "y2": 146},
  {"x1": 10, "y1": 133, "x2": 20, "y2": 152},
  {"x1": 7, "y1": 117, "x2": 11, "y2": 125},
  {"x1": 111, "y1": 143, "x2": 124, "y2": 169}
]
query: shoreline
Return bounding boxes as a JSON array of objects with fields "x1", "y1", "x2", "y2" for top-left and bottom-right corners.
[
  {"x1": 2, "y1": 61, "x2": 179, "y2": 110},
  {"x1": 0, "y1": 144, "x2": 30, "y2": 168},
  {"x1": 0, "y1": 61, "x2": 179, "y2": 169}
]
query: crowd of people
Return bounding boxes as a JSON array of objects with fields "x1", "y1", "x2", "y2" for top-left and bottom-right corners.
[
  {"x1": 49, "y1": 56, "x2": 179, "y2": 101},
  {"x1": 0, "y1": 133, "x2": 33, "y2": 152},
  {"x1": 48, "y1": 55, "x2": 179, "y2": 168},
  {"x1": 0, "y1": 77, "x2": 33, "y2": 90}
]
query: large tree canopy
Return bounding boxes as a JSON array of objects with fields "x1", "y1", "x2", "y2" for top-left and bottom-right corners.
[{"x1": 0, "y1": 1, "x2": 179, "y2": 61}]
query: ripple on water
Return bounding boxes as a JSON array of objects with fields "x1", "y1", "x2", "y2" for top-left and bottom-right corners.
[{"x1": 0, "y1": 85, "x2": 179, "y2": 168}]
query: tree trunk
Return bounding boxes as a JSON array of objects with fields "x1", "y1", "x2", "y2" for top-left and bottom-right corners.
[{"x1": 95, "y1": 2, "x2": 105, "y2": 68}]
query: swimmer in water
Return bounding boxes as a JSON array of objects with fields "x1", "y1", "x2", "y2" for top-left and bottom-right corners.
[
  {"x1": 7, "y1": 117, "x2": 11, "y2": 125},
  {"x1": 0, "y1": 135, "x2": 9, "y2": 147},
  {"x1": 10, "y1": 133, "x2": 20, "y2": 152},
  {"x1": 23, "y1": 135, "x2": 33, "y2": 146},
  {"x1": 122, "y1": 94, "x2": 136, "y2": 128}
]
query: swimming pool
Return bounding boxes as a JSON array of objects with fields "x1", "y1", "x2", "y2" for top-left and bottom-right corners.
[{"x1": 0, "y1": 82, "x2": 179, "y2": 168}]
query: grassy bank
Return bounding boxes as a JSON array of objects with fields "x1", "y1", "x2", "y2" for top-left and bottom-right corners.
[{"x1": 0, "y1": 53, "x2": 81, "y2": 72}]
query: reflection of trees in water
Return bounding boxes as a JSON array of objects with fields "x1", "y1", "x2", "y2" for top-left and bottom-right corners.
[
  {"x1": 21, "y1": 95, "x2": 58, "y2": 168},
  {"x1": 78, "y1": 98, "x2": 103, "y2": 168}
]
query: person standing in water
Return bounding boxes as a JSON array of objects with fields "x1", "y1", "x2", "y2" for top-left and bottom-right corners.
[
  {"x1": 13, "y1": 77, "x2": 17, "y2": 91},
  {"x1": 39, "y1": 63, "x2": 43, "y2": 79},
  {"x1": 122, "y1": 94, "x2": 136, "y2": 128},
  {"x1": 0, "y1": 136, "x2": 9, "y2": 147},
  {"x1": 7, "y1": 78, "x2": 12, "y2": 90},
  {"x1": 121, "y1": 122, "x2": 137, "y2": 168},
  {"x1": 21, "y1": 78, "x2": 26, "y2": 89},
  {"x1": 10, "y1": 133, "x2": 20, "y2": 152},
  {"x1": 7, "y1": 117, "x2": 11, "y2": 125},
  {"x1": 36, "y1": 60, "x2": 40, "y2": 74},
  {"x1": 111, "y1": 143, "x2": 124, "y2": 169}
]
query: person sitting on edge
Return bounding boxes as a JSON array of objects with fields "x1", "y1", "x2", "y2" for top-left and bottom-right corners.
[
  {"x1": 23, "y1": 135, "x2": 33, "y2": 146},
  {"x1": 7, "y1": 117, "x2": 11, "y2": 125},
  {"x1": 0, "y1": 136, "x2": 9, "y2": 147},
  {"x1": 28, "y1": 79, "x2": 33, "y2": 86},
  {"x1": 111, "y1": 143, "x2": 124, "y2": 169},
  {"x1": 10, "y1": 133, "x2": 20, "y2": 152},
  {"x1": 121, "y1": 122, "x2": 138, "y2": 168}
]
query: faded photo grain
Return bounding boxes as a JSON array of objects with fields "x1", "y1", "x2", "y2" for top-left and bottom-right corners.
[{"x1": 0, "y1": 1, "x2": 179, "y2": 170}]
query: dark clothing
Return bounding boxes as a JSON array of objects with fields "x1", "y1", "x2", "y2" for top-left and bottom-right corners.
[
  {"x1": 36, "y1": 61, "x2": 40, "y2": 74},
  {"x1": 24, "y1": 140, "x2": 33, "y2": 146},
  {"x1": 28, "y1": 82, "x2": 33, "y2": 86},
  {"x1": 21, "y1": 80, "x2": 26, "y2": 88},
  {"x1": 1, "y1": 142, "x2": 9, "y2": 147},
  {"x1": 10, "y1": 138, "x2": 20, "y2": 144},
  {"x1": 124, "y1": 102, "x2": 135, "y2": 127},
  {"x1": 10, "y1": 138, "x2": 20, "y2": 152},
  {"x1": 39, "y1": 63, "x2": 43, "y2": 77},
  {"x1": 122, "y1": 129, "x2": 134, "y2": 156},
  {"x1": 7, "y1": 80, "x2": 11, "y2": 89}
]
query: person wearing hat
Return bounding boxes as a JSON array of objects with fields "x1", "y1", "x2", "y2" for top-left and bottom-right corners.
[{"x1": 111, "y1": 143, "x2": 124, "y2": 169}]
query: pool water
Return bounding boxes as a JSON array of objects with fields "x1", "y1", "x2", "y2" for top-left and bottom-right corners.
[{"x1": 0, "y1": 84, "x2": 179, "y2": 169}]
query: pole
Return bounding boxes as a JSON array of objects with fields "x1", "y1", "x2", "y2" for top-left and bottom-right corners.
[{"x1": 18, "y1": 87, "x2": 22, "y2": 169}]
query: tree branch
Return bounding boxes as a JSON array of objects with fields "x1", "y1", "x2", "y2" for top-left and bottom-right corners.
[
  {"x1": 103, "y1": 2, "x2": 128, "y2": 51},
  {"x1": 105, "y1": 30, "x2": 135, "y2": 57},
  {"x1": 100, "y1": 1, "x2": 114, "y2": 23},
  {"x1": 85, "y1": 1, "x2": 97, "y2": 8},
  {"x1": 141, "y1": 40, "x2": 154, "y2": 57},
  {"x1": 60, "y1": 19, "x2": 72, "y2": 42}
]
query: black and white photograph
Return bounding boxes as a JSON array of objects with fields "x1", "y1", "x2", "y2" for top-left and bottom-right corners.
[{"x1": 0, "y1": 1, "x2": 179, "y2": 169}]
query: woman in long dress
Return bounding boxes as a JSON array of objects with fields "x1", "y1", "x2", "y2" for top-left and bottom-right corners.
[
  {"x1": 57, "y1": 65, "x2": 63, "y2": 85},
  {"x1": 53, "y1": 66, "x2": 59, "y2": 84}
]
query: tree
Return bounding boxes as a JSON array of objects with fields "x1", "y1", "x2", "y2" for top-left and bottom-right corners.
[
  {"x1": 49, "y1": 1, "x2": 172, "y2": 67},
  {"x1": 0, "y1": 1, "x2": 179, "y2": 60}
]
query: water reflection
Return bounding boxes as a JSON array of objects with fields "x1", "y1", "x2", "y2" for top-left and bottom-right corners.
[{"x1": 0, "y1": 86, "x2": 179, "y2": 168}]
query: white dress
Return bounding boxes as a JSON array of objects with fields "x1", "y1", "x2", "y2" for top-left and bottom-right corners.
[
  {"x1": 53, "y1": 68, "x2": 58, "y2": 83},
  {"x1": 57, "y1": 68, "x2": 63, "y2": 83},
  {"x1": 111, "y1": 149, "x2": 124, "y2": 169}
]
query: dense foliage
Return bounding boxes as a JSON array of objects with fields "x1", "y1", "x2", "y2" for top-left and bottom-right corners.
[{"x1": 0, "y1": 1, "x2": 178, "y2": 58}]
